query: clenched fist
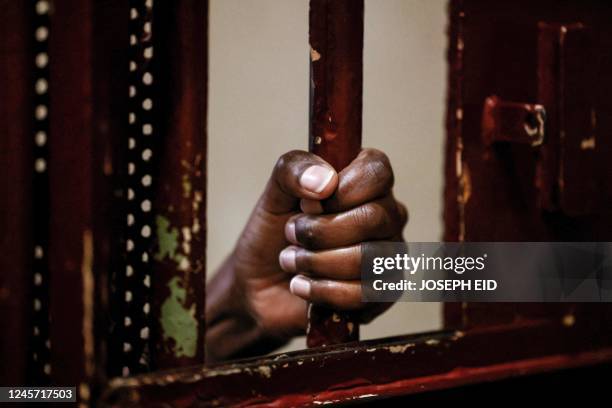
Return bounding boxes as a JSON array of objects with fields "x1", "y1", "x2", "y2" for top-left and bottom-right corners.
[{"x1": 206, "y1": 148, "x2": 407, "y2": 361}]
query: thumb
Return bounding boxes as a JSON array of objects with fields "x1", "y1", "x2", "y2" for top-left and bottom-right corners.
[{"x1": 259, "y1": 150, "x2": 338, "y2": 214}]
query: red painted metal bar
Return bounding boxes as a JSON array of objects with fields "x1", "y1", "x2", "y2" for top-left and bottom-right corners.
[
  {"x1": 101, "y1": 313, "x2": 612, "y2": 406},
  {"x1": 149, "y1": 0, "x2": 208, "y2": 369},
  {"x1": 307, "y1": 0, "x2": 364, "y2": 348},
  {"x1": 93, "y1": 0, "x2": 130, "y2": 382},
  {"x1": 115, "y1": 0, "x2": 156, "y2": 377},
  {"x1": 47, "y1": 0, "x2": 98, "y2": 396},
  {"x1": 0, "y1": 0, "x2": 33, "y2": 386},
  {"x1": 29, "y1": 0, "x2": 53, "y2": 386}
]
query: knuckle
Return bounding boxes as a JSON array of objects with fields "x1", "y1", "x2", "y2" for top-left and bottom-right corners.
[
  {"x1": 339, "y1": 285, "x2": 363, "y2": 309},
  {"x1": 364, "y1": 147, "x2": 390, "y2": 166},
  {"x1": 273, "y1": 153, "x2": 288, "y2": 173},
  {"x1": 274, "y1": 150, "x2": 297, "y2": 173},
  {"x1": 274, "y1": 150, "x2": 307, "y2": 175},
  {"x1": 352, "y1": 204, "x2": 385, "y2": 229},
  {"x1": 312, "y1": 280, "x2": 362, "y2": 310},
  {"x1": 294, "y1": 216, "x2": 319, "y2": 248},
  {"x1": 364, "y1": 150, "x2": 394, "y2": 188},
  {"x1": 295, "y1": 248, "x2": 313, "y2": 272}
]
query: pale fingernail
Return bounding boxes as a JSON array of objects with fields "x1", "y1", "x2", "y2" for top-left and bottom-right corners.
[
  {"x1": 290, "y1": 275, "x2": 311, "y2": 298},
  {"x1": 285, "y1": 221, "x2": 297, "y2": 244},
  {"x1": 300, "y1": 165, "x2": 334, "y2": 193},
  {"x1": 279, "y1": 247, "x2": 297, "y2": 272},
  {"x1": 300, "y1": 199, "x2": 323, "y2": 214}
]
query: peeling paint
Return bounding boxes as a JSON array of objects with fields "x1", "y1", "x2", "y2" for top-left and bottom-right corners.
[
  {"x1": 182, "y1": 173, "x2": 192, "y2": 198},
  {"x1": 192, "y1": 190, "x2": 203, "y2": 235},
  {"x1": 459, "y1": 163, "x2": 471, "y2": 205},
  {"x1": 204, "y1": 367, "x2": 243, "y2": 378},
  {"x1": 181, "y1": 227, "x2": 192, "y2": 256},
  {"x1": 178, "y1": 257, "x2": 190, "y2": 272},
  {"x1": 310, "y1": 47, "x2": 321, "y2": 62},
  {"x1": 563, "y1": 313, "x2": 576, "y2": 327},
  {"x1": 452, "y1": 330, "x2": 465, "y2": 340},
  {"x1": 255, "y1": 365, "x2": 272, "y2": 378},
  {"x1": 160, "y1": 276, "x2": 197, "y2": 358},
  {"x1": 79, "y1": 383, "x2": 91, "y2": 402},
  {"x1": 388, "y1": 343, "x2": 415, "y2": 354},
  {"x1": 81, "y1": 230, "x2": 95, "y2": 378},
  {"x1": 155, "y1": 215, "x2": 184, "y2": 264},
  {"x1": 580, "y1": 136, "x2": 596, "y2": 150}
]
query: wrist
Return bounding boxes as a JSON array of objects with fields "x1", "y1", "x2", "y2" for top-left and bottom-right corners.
[
  {"x1": 205, "y1": 255, "x2": 255, "y2": 361},
  {"x1": 206, "y1": 256, "x2": 247, "y2": 324},
  {"x1": 207, "y1": 254, "x2": 289, "y2": 362}
]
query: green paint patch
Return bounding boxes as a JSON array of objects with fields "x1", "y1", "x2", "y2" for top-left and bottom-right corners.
[
  {"x1": 155, "y1": 215, "x2": 184, "y2": 264},
  {"x1": 160, "y1": 276, "x2": 198, "y2": 358},
  {"x1": 182, "y1": 174, "x2": 192, "y2": 198}
]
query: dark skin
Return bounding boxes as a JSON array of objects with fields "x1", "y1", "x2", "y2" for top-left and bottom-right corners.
[{"x1": 206, "y1": 148, "x2": 407, "y2": 362}]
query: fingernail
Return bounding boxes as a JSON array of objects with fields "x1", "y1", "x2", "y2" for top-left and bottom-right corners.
[
  {"x1": 290, "y1": 275, "x2": 311, "y2": 298},
  {"x1": 300, "y1": 165, "x2": 334, "y2": 193},
  {"x1": 285, "y1": 221, "x2": 297, "y2": 244},
  {"x1": 300, "y1": 199, "x2": 323, "y2": 214},
  {"x1": 279, "y1": 247, "x2": 297, "y2": 272}
]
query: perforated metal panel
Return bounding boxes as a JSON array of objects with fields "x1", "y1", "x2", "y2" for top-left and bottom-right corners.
[{"x1": 108, "y1": 0, "x2": 157, "y2": 377}]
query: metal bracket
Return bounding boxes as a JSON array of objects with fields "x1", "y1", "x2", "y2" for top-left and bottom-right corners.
[{"x1": 482, "y1": 95, "x2": 546, "y2": 147}]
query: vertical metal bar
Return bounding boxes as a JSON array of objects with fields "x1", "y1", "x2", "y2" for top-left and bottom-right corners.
[
  {"x1": 307, "y1": 0, "x2": 363, "y2": 347},
  {"x1": 93, "y1": 0, "x2": 130, "y2": 383},
  {"x1": 47, "y1": 0, "x2": 97, "y2": 397},
  {"x1": 443, "y1": 0, "x2": 466, "y2": 328},
  {"x1": 150, "y1": 0, "x2": 208, "y2": 368},
  {"x1": 0, "y1": 0, "x2": 34, "y2": 386},
  {"x1": 115, "y1": 0, "x2": 156, "y2": 378},
  {"x1": 29, "y1": 0, "x2": 52, "y2": 385}
]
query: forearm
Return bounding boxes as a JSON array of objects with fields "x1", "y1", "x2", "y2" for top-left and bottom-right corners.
[{"x1": 205, "y1": 256, "x2": 286, "y2": 363}]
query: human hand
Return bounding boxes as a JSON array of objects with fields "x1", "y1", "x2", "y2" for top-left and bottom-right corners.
[{"x1": 206, "y1": 148, "x2": 407, "y2": 360}]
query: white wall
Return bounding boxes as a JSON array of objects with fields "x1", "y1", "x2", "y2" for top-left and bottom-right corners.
[{"x1": 208, "y1": 0, "x2": 447, "y2": 352}]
